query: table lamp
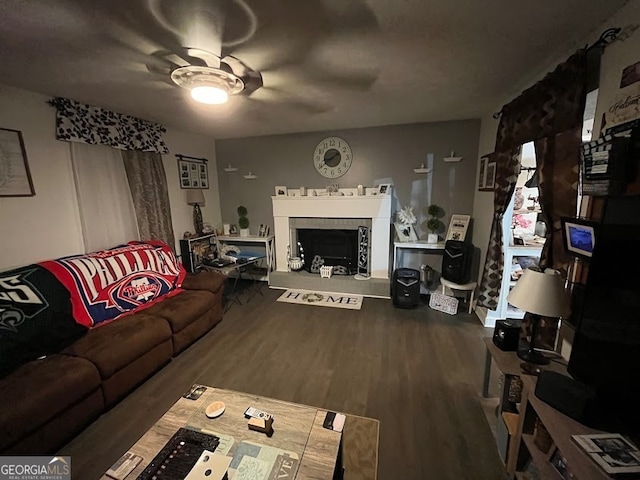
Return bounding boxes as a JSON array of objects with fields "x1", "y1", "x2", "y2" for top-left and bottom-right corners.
[
  {"x1": 507, "y1": 267, "x2": 569, "y2": 365},
  {"x1": 186, "y1": 189, "x2": 205, "y2": 235}
]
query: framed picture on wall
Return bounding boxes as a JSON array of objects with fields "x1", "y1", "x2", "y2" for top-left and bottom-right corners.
[
  {"x1": 275, "y1": 186, "x2": 287, "y2": 196},
  {"x1": 177, "y1": 154, "x2": 209, "y2": 189},
  {"x1": 478, "y1": 156, "x2": 488, "y2": 190},
  {"x1": 485, "y1": 162, "x2": 497, "y2": 190},
  {"x1": 0, "y1": 128, "x2": 35, "y2": 197}
]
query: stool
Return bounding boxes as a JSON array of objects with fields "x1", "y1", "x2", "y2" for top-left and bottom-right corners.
[{"x1": 440, "y1": 278, "x2": 477, "y2": 314}]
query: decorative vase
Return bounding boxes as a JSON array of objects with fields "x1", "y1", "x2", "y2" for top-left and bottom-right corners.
[
  {"x1": 240, "y1": 228, "x2": 250, "y2": 237},
  {"x1": 514, "y1": 187, "x2": 525, "y2": 211},
  {"x1": 427, "y1": 233, "x2": 438, "y2": 244}
]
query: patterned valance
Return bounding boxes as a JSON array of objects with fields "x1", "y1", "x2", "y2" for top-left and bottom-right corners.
[{"x1": 49, "y1": 97, "x2": 169, "y2": 154}]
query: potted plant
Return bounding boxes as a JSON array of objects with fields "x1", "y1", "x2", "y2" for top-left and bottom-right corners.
[
  {"x1": 426, "y1": 204, "x2": 444, "y2": 243},
  {"x1": 238, "y1": 205, "x2": 250, "y2": 237}
]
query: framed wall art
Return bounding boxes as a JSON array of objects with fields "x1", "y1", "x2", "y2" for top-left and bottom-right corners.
[
  {"x1": 479, "y1": 155, "x2": 496, "y2": 191},
  {"x1": 485, "y1": 161, "x2": 497, "y2": 190},
  {"x1": 0, "y1": 128, "x2": 35, "y2": 197},
  {"x1": 478, "y1": 156, "x2": 488, "y2": 190},
  {"x1": 177, "y1": 154, "x2": 209, "y2": 189}
]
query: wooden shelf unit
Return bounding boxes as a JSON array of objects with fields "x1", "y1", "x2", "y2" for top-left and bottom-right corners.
[{"x1": 482, "y1": 338, "x2": 610, "y2": 479}]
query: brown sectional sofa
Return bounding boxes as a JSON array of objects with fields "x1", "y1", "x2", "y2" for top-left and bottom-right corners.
[{"x1": 0, "y1": 270, "x2": 225, "y2": 455}]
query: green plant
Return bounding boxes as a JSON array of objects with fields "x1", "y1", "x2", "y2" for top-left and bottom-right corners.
[
  {"x1": 426, "y1": 204, "x2": 445, "y2": 234},
  {"x1": 237, "y1": 205, "x2": 249, "y2": 229}
]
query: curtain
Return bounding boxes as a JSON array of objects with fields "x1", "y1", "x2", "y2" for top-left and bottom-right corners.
[
  {"x1": 535, "y1": 129, "x2": 581, "y2": 277},
  {"x1": 49, "y1": 97, "x2": 169, "y2": 154},
  {"x1": 476, "y1": 149, "x2": 521, "y2": 309},
  {"x1": 122, "y1": 150, "x2": 176, "y2": 249},
  {"x1": 71, "y1": 143, "x2": 139, "y2": 252},
  {"x1": 477, "y1": 50, "x2": 587, "y2": 309}
]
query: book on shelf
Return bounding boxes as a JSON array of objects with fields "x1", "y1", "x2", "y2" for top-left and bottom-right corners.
[{"x1": 571, "y1": 433, "x2": 640, "y2": 475}]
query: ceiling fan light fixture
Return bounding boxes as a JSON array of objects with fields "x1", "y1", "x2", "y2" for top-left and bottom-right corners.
[
  {"x1": 171, "y1": 65, "x2": 244, "y2": 105},
  {"x1": 191, "y1": 84, "x2": 229, "y2": 104}
]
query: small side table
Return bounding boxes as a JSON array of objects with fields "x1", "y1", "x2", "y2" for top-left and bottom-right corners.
[{"x1": 440, "y1": 278, "x2": 477, "y2": 314}]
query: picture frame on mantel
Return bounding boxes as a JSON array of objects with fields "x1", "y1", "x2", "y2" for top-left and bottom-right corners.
[{"x1": 0, "y1": 128, "x2": 35, "y2": 197}]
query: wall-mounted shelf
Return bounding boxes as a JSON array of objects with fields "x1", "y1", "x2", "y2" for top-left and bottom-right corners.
[
  {"x1": 443, "y1": 150, "x2": 463, "y2": 162},
  {"x1": 413, "y1": 164, "x2": 432, "y2": 174},
  {"x1": 243, "y1": 171, "x2": 257, "y2": 179},
  {"x1": 223, "y1": 164, "x2": 238, "y2": 172}
]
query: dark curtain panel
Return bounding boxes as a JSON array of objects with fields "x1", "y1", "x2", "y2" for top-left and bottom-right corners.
[
  {"x1": 535, "y1": 128, "x2": 582, "y2": 277},
  {"x1": 477, "y1": 148, "x2": 521, "y2": 309},
  {"x1": 122, "y1": 150, "x2": 176, "y2": 249},
  {"x1": 495, "y1": 50, "x2": 587, "y2": 152},
  {"x1": 478, "y1": 50, "x2": 587, "y2": 309}
]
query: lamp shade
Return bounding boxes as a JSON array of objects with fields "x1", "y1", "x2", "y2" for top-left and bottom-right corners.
[
  {"x1": 507, "y1": 267, "x2": 569, "y2": 318},
  {"x1": 186, "y1": 189, "x2": 205, "y2": 206}
]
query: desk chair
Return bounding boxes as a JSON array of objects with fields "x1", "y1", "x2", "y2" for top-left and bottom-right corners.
[{"x1": 440, "y1": 277, "x2": 477, "y2": 314}]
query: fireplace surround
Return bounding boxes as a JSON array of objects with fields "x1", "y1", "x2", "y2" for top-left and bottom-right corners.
[{"x1": 272, "y1": 191, "x2": 392, "y2": 279}]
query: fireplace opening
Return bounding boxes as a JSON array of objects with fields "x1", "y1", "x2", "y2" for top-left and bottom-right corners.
[{"x1": 297, "y1": 229, "x2": 358, "y2": 275}]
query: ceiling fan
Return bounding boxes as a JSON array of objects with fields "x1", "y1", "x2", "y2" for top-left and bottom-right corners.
[{"x1": 147, "y1": 47, "x2": 263, "y2": 104}]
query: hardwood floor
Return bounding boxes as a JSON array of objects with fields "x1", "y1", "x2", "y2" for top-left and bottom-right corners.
[{"x1": 61, "y1": 284, "x2": 508, "y2": 480}]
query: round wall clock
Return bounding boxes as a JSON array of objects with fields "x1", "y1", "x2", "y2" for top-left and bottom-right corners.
[{"x1": 313, "y1": 136, "x2": 352, "y2": 178}]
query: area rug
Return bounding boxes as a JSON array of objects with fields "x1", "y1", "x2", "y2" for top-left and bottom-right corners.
[
  {"x1": 343, "y1": 414, "x2": 380, "y2": 480},
  {"x1": 277, "y1": 289, "x2": 363, "y2": 310}
]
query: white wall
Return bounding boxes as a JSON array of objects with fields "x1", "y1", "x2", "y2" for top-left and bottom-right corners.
[
  {"x1": 0, "y1": 84, "x2": 84, "y2": 269},
  {"x1": 0, "y1": 84, "x2": 220, "y2": 270},
  {"x1": 162, "y1": 128, "x2": 221, "y2": 245}
]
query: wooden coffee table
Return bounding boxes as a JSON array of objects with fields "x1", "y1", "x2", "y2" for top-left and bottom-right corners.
[{"x1": 101, "y1": 386, "x2": 343, "y2": 480}]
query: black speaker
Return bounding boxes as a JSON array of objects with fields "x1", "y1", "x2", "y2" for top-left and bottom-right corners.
[
  {"x1": 535, "y1": 371, "x2": 600, "y2": 428},
  {"x1": 493, "y1": 319, "x2": 521, "y2": 351},
  {"x1": 442, "y1": 240, "x2": 473, "y2": 284},
  {"x1": 392, "y1": 268, "x2": 420, "y2": 308}
]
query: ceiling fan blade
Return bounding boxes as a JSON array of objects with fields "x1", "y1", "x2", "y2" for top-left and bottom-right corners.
[
  {"x1": 222, "y1": 55, "x2": 263, "y2": 94},
  {"x1": 186, "y1": 48, "x2": 221, "y2": 68},
  {"x1": 163, "y1": 53, "x2": 191, "y2": 68},
  {"x1": 247, "y1": 87, "x2": 332, "y2": 115}
]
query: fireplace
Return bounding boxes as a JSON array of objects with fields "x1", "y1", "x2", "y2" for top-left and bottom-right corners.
[
  {"x1": 272, "y1": 190, "x2": 392, "y2": 279},
  {"x1": 296, "y1": 228, "x2": 358, "y2": 274}
]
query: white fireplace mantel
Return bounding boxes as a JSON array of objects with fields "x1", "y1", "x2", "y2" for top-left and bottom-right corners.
[{"x1": 272, "y1": 194, "x2": 392, "y2": 278}]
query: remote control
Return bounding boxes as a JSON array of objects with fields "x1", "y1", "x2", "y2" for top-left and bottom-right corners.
[{"x1": 244, "y1": 406, "x2": 273, "y2": 422}]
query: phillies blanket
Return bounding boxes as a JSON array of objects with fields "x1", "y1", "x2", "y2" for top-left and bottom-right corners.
[{"x1": 39, "y1": 241, "x2": 186, "y2": 328}]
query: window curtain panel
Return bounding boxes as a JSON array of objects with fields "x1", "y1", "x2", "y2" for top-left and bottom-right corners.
[
  {"x1": 476, "y1": 149, "x2": 521, "y2": 309},
  {"x1": 49, "y1": 97, "x2": 169, "y2": 154},
  {"x1": 535, "y1": 129, "x2": 581, "y2": 277},
  {"x1": 122, "y1": 150, "x2": 176, "y2": 250},
  {"x1": 477, "y1": 50, "x2": 586, "y2": 309},
  {"x1": 71, "y1": 143, "x2": 140, "y2": 252}
]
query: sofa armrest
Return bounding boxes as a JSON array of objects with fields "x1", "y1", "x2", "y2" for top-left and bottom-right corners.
[{"x1": 182, "y1": 271, "x2": 226, "y2": 295}]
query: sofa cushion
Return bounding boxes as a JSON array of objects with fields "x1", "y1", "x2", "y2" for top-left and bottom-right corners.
[
  {"x1": 0, "y1": 354, "x2": 101, "y2": 452},
  {"x1": 182, "y1": 271, "x2": 225, "y2": 295},
  {"x1": 143, "y1": 290, "x2": 216, "y2": 334},
  {"x1": 62, "y1": 313, "x2": 172, "y2": 379}
]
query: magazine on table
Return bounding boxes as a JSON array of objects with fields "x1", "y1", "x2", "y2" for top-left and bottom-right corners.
[{"x1": 572, "y1": 433, "x2": 640, "y2": 475}]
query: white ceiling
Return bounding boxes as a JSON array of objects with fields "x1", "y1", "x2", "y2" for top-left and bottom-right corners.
[{"x1": 0, "y1": 0, "x2": 630, "y2": 139}]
